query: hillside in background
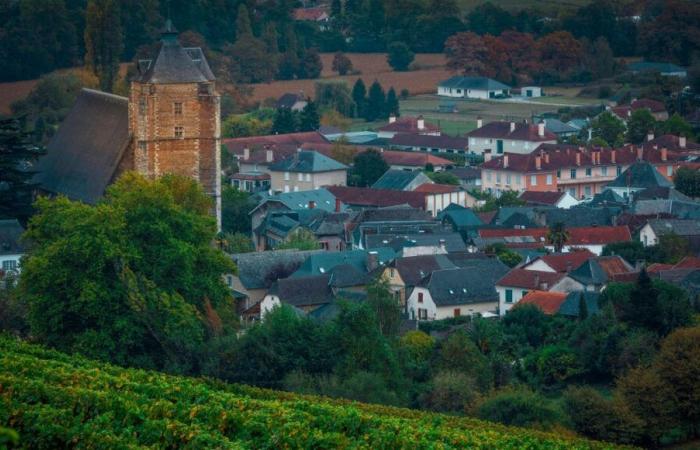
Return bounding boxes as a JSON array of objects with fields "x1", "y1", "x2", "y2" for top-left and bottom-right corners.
[{"x1": 0, "y1": 336, "x2": 624, "y2": 449}]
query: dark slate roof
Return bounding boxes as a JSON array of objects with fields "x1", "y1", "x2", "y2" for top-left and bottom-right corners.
[
  {"x1": 276, "y1": 93, "x2": 304, "y2": 109},
  {"x1": 558, "y1": 291, "x2": 601, "y2": 317},
  {"x1": 268, "y1": 274, "x2": 333, "y2": 307},
  {"x1": 393, "y1": 254, "x2": 457, "y2": 286},
  {"x1": 627, "y1": 61, "x2": 686, "y2": 74},
  {"x1": 251, "y1": 188, "x2": 343, "y2": 214},
  {"x1": 232, "y1": 249, "x2": 323, "y2": 290},
  {"x1": 447, "y1": 167, "x2": 481, "y2": 181},
  {"x1": 569, "y1": 256, "x2": 633, "y2": 286},
  {"x1": 353, "y1": 205, "x2": 433, "y2": 223},
  {"x1": 633, "y1": 187, "x2": 692, "y2": 202},
  {"x1": 137, "y1": 21, "x2": 213, "y2": 84},
  {"x1": 606, "y1": 161, "x2": 673, "y2": 189},
  {"x1": 646, "y1": 219, "x2": 700, "y2": 237},
  {"x1": 371, "y1": 169, "x2": 427, "y2": 190},
  {"x1": 34, "y1": 89, "x2": 130, "y2": 204},
  {"x1": 327, "y1": 263, "x2": 371, "y2": 287},
  {"x1": 420, "y1": 259, "x2": 509, "y2": 306},
  {"x1": 308, "y1": 294, "x2": 366, "y2": 322},
  {"x1": 366, "y1": 232, "x2": 466, "y2": 253},
  {"x1": 588, "y1": 189, "x2": 626, "y2": 207},
  {"x1": 543, "y1": 118, "x2": 579, "y2": 135},
  {"x1": 541, "y1": 205, "x2": 620, "y2": 228},
  {"x1": 268, "y1": 150, "x2": 347, "y2": 173},
  {"x1": 389, "y1": 133, "x2": 469, "y2": 150},
  {"x1": 291, "y1": 248, "x2": 395, "y2": 277},
  {"x1": 633, "y1": 200, "x2": 700, "y2": 218},
  {"x1": 0, "y1": 219, "x2": 25, "y2": 255},
  {"x1": 438, "y1": 206, "x2": 483, "y2": 229},
  {"x1": 438, "y1": 76, "x2": 510, "y2": 90}
]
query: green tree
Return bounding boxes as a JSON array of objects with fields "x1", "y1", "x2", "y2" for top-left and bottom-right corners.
[
  {"x1": 351, "y1": 78, "x2": 367, "y2": 118},
  {"x1": 591, "y1": 111, "x2": 625, "y2": 147},
  {"x1": 485, "y1": 243, "x2": 522, "y2": 268},
  {"x1": 299, "y1": 100, "x2": 320, "y2": 131},
  {"x1": 387, "y1": 41, "x2": 414, "y2": 71},
  {"x1": 0, "y1": 118, "x2": 46, "y2": 220},
  {"x1": 656, "y1": 113, "x2": 693, "y2": 139},
  {"x1": 272, "y1": 108, "x2": 299, "y2": 134},
  {"x1": 478, "y1": 388, "x2": 561, "y2": 429},
  {"x1": 262, "y1": 22, "x2": 279, "y2": 54},
  {"x1": 524, "y1": 344, "x2": 582, "y2": 387},
  {"x1": 547, "y1": 222, "x2": 570, "y2": 252},
  {"x1": 426, "y1": 172, "x2": 459, "y2": 185},
  {"x1": 437, "y1": 330, "x2": 492, "y2": 390},
  {"x1": 276, "y1": 228, "x2": 319, "y2": 250},
  {"x1": 351, "y1": 149, "x2": 389, "y2": 187},
  {"x1": 20, "y1": 173, "x2": 235, "y2": 372},
  {"x1": 227, "y1": 35, "x2": 277, "y2": 83},
  {"x1": 366, "y1": 277, "x2": 401, "y2": 337},
  {"x1": 422, "y1": 371, "x2": 481, "y2": 413},
  {"x1": 85, "y1": 0, "x2": 123, "y2": 92},
  {"x1": 674, "y1": 167, "x2": 700, "y2": 198},
  {"x1": 218, "y1": 232, "x2": 253, "y2": 253},
  {"x1": 366, "y1": 80, "x2": 386, "y2": 121},
  {"x1": 385, "y1": 87, "x2": 400, "y2": 118},
  {"x1": 626, "y1": 109, "x2": 657, "y2": 144},
  {"x1": 298, "y1": 47, "x2": 323, "y2": 79},
  {"x1": 221, "y1": 185, "x2": 254, "y2": 234},
  {"x1": 235, "y1": 4, "x2": 252, "y2": 39},
  {"x1": 316, "y1": 81, "x2": 356, "y2": 117},
  {"x1": 332, "y1": 52, "x2": 353, "y2": 75}
]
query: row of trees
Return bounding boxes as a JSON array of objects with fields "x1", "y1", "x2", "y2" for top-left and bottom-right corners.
[{"x1": 590, "y1": 110, "x2": 695, "y2": 147}]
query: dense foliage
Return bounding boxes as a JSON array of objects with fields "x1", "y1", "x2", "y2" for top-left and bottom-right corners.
[{"x1": 0, "y1": 336, "x2": 624, "y2": 449}]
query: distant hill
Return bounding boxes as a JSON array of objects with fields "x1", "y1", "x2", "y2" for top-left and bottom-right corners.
[
  {"x1": 0, "y1": 336, "x2": 623, "y2": 449},
  {"x1": 460, "y1": 0, "x2": 591, "y2": 12}
]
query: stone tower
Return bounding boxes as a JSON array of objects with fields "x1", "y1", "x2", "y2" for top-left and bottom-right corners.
[{"x1": 129, "y1": 20, "x2": 221, "y2": 227}]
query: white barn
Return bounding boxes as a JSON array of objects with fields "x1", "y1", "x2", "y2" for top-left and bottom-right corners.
[{"x1": 437, "y1": 76, "x2": 510, "y2": 100}]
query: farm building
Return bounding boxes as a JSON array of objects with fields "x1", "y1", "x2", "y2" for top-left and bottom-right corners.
[
  {"x1": 520, "y1": 86, "x2": 542, "y2": 98},
  {"x1": 437, "y1": 76, "x2": 510, "y2": 99}
]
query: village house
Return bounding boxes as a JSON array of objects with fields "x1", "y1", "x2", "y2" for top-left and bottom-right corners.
[
  {"x1": 521, "y1": 249, "x2": 596, "y2": 273},
  {"x1": 293, "y1": 6, "x2": 330, "y2": 30},
  {"x1": 377, "y1": 116, "x2": 441, "y2": 139},
  {"x1": 254, "y1": 209, "x2": 353, "y2": 251},
  {"x1": 447, "y1": 167, "x2": 482, "y2": 190},
  {"x1": 467, "y1": 119, "x2": 557, "y2": 156},
  {"x1": 611, "y1": 98, "x2": 669, "y2": 122},
  {"x1": 366, "y1": 231, "x2": 467, "y2": 256},
  {"x1": 639, "y1": 219, "x2": 700, "y2": 248},
  {"x1": 568, "y1": 256, "x2": 637, "y2": 292},
  {"x1": 517, "y1": 290, "x2": 601, "y2": 317},
  {"x1": 406, "y1": 258, "x2": 509, "y2": 320},
  {"x1": 495, "y1": 269, "x2": 579, "y2": 316},
  {"x1": 627, "y1": 61, "x2": 687, "y2": 77},
  {"x1": 230, "y1": 171, "x2": 271, "y2": 193},
  {"x1": 275, "y1": 92, "x2": 308, "y2": 112},
  {"x1": 0, "y1": 219, "x2": 25, "y2": 279},
  {"x1": 224, "y1": 131, "x2": 329, "y2": 173},
  {"x1": 437, "y1": 76, "x2": 510, "y2": 99},
  {"x1": 388, "y1": 133, "x2": 470, "y2": 155},
  {"x1": 372, "y1": 170, "x2": 432, "y2": 191},
  {"x1": 267, "y1": 150, "x2": 348, "y2": 193},
  {"x1": 519, "y1": 191, "x2": 580, "y2": 209},
  {"x1": 604, "y1": 160, "x2": 673, "y2": 200}
]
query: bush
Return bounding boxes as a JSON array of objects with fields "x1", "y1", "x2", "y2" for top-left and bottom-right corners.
[
  {"x1": 478, "y1": 388, "x2": 562, "y2": 430},
  {"x1": 421, "y1": 371, "x2": 481, "y2": 413},
  {"x1": 387, "y1": 42, "x2": 414, "y2": 71}
]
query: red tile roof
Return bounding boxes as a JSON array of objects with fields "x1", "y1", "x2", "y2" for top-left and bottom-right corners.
[
  {"x1": 497, "y1": 269, "x2": 565, "y2": 289},
  {"x1": 481, "y1": 144, "x2": 690, "y2": 173},
  {"x1": 647, "y1": 263, "x2": 673, "y2": 273},
  {"x1": 645, "y1": 134, "x2": 700, "y2": 151},
  {"x1": 632, "y1": 98, "x2": 666, "y2": 113},
  {"x1": 225, "y1": 132, "x2": 328, "y2": 164},
  {"x1": 467, "y1": 121, "x2": 556, "y2": 142},
  {"x1": 300, "y1": 143, "x2": 454, "y2": 167},
  {"x1": 532, "y1": 249, "x2": 596, "y2": 272},
  {"x1": 518, "y1": 290, "x2": 568, "y2": 314},
  {"x1": 673, "y1": 256, "x2": 700, "y2": 269},
  {"x1": 519, "y1": 190, "x2": 566, "y2": 206},
  {"x1": 293, "y1": 7, "x2": 328, "y2": 21},
  {"x1": 325, "y1": 185, "x2": 426, "y2": 209},
  {"x1": 611, "y1": 271, "x2": 641, "y2": 283},
  {"x1": 389, "y1": 133, "x2": 469, "y2": 150},
  {"x1": 379, "y1": 116, "x2": 440, "y2": 134},
  {"x1": 597, "y1": 255, "x2": 634, "y2": 275},
  {"x1": 479, "y1": 225, "x2": 632, "y2": 246},
  {"x1": 477, "y1": 211, "x2": 497, "y2": 224},
  {"x1": 414, "y1": 183, "x2": 460, "y2": 194}
]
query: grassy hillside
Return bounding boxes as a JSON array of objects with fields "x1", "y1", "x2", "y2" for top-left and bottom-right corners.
[{"x1": 0, "y1": 336, "x2": 629, "y2": 449}]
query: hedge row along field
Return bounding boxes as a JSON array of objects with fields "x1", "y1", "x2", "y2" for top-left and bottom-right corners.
[{"x1": 0, "y1": 336, "x2": 629, "y2": 449}]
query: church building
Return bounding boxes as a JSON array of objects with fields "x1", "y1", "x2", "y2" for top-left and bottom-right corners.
[{"x1": 34, "y1": 20, "x2": 222, "y2": 226}]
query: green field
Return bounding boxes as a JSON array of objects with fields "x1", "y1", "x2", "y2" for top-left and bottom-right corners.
[{"x1": 0, "y1": 336, "x2": 627, "y2": 449}]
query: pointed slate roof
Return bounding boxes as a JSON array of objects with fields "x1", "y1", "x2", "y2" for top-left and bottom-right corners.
[
  {"x1": 606, "y1": 161, "x2": 672, "y2": 189},
  {"x1": 268, "y1": 150, "x2": 347, "y2": 173},
  {"x1": 420, "y1": 258, "x2": 509, "y2": 306},
  {"x1": 138, "y1": 20, "x2": 214, "y2": 84}
]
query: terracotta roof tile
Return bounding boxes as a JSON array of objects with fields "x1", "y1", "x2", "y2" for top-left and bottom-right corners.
[
  {"x1": 379, "y1": 117, "x2": 440, "y2": 134},
  {"x1": 467, "y1": 121, "x2": 556, "y2": 141},
  {"x1": 674, "y1": 256, "x2": 700, "y2": 269},
  {"x1": 414, "y1": 183, "x2": 460, "y2": 194},
  {"x1": 479, "y1": 226, "x2": 631, "y2": 246},
  {"x1": 519, "y1": 191, "x2": 565, "y2": 206},
  {"x1": 518, "y1": 290, "x2": 568, "y2": 314},
  {"x1": 497, "y1": 269, "x2": 565, "y2": 290},
  {"x1": 325, "y1": 185, "x2": 426, "y2": 209},
  {"x1": 532, "y1": 249, "x2": 596, "y2": 272}
]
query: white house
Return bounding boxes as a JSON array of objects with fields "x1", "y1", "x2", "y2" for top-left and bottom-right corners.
[
  {"x1": 437, "y1": 76, "x2": 510, "y2": 99},
  {"x1": 495, "y1": 269, "x2": 577, "y2": 316},
  {"x1": 466, "y1": 120, "x2": 557, "y2": 155},
  {"x1": 520, "y1": 86, "x2": 542, "y2": 98},
  {"x1": 639, "y1": 219, "x2": 700, "y2": 247},
  {"x1": 519, "y1": 190, "x2": 580, "y2": 209},
  {"x1": 405, "y1": 260, "x2": 509, "y2": 321},
  {"x1": 0, "y1": 219, "x2": 25, "y2": 278}
]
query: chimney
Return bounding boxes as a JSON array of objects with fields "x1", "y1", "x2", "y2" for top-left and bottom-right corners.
[
  {"x1": 308, "y1": 200, "x2": 316, "y2": 209},
  {"x1": 438, "y1": 239, "x2": 446, "y2": 251},
  {"x1": 611, "y1": 149, "x2": 616, "y2": 164},
  {"x1": 389, "y1": 114, "x2": 396, "y2": 124},
  {"x1": 680, "y1": 135, "x2": 687, "y2": 149},
  {"x1": 243, "y1": 147, "x2": 250, "y2": 161},
  {"x1": 266, "y1": 149, "x2": 274, "y2": 162},
  {"x1": 647, "y1": 130, "x2": 654, "y2": 142},
  {"x1": 576, "y1": 152, "x2": 581, "y2": 166},
  {"x1": 484, "y1": 149, "x2": 492, "y2": 162},
  {"x1": 636, "y1": 146, "x2": 643, "y2": 161},
  {"x1": 367, "y1": 251, "x2": 379, "y2": 271},
  {"x1": 297, "y1": 147, "x2": 302, "y2": 153},
  {"x1": 535, "y1": 155, "x2": 541, "y2": 170},
  {"x1": 503, "y1": 154, "x2": 509, "y2": 168},
  {"x1": 335, "y1": 198, "x2": 342, "y2": 212},
  {"x1": 477, "y1": 117, "x2": 483, "y2": 128},
  {"x1": 661, "y1": 147, "x2": 667, "y2": 162},
  {"x1": 544, "y1": 152, "x2": 550, "y2": 164},
  {"x1": 510, "y1": 121, "x2": 516, "y2": 133},
  {"x1": 538, "y1": 121, "x2": 545, "y2": 137},
  {"x1": 417, "y1": 115, "x2": 425, "y2": 130}
]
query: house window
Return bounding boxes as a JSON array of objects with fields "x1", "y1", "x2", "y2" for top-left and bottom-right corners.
[
  {"x1": 586, "y1": 167, "x2": 592, "y2": 177},
  {"x1": 496, "y1": 173, "x2": 501, "y2": 183},
  {"x1": 293, "y1": 186, "x2": 299, "y2": 192},
  {"x1": 515, "y1": 174, "x2": 521, "y2": 185},
  {"x1": 305, "y1": 173, "x2": 311, "y2": 182},
  {"x1": 418, "y1": 308, "x2": 427, "y2": 320},
  {"x1": 506, "y1": 174, "x2": 511, "y2": 185},
  {"x1": 284, "y1": 172, "x2": 290, "y2": 181},
  {"x1": 390, "y1": 269, "x2": 395, "y2": 277},
  {"x1": 174, "y1": 102, "x2": 183, "y2": 115},
  {"x1": 418, "y1": 292, "x2": 424, "y2": 303},
  {"x1": 602, "y1": 167, "x2": 608, "y2": 176},
  {"x1": 505, "y1": 289, "x2": 513, "y2": 303},
  {"x1": 530, "y1": 175, "x2": 537, "y2": 186},
  {"x1": 298, "y1": 173, "x2": 303, "y2": 181},
  {"x1": 138, "y1": 141, "x2": 147, "y2": 153},
  {"x1": 546, "y1": 174, "x2": 553, "y2": 185},
  {"x1": 585, "y1": 186, "x2": 592, "y2": 197},
  {"x1": 2, "y1": 260, "x2": 17, "y2": 271},
  {"x1": 570, "y1": 169, "x2": 577, "y2": 179},
  {"x1": 454, "y1": 308, "x2": 461, "y2": 317},
  {"x1": 174, "y1": 126, "x2": 184, "y2": 138},
  {"x1": 569, "y1": 187, "x2": 576, "y2": 197},
  {"x1": 486, "y1": 171, "x2": 492, "y2": 182},
  {"x1": 139, "y1": 97, "x2": 146, "y2": 115},
  {"x1": 522, "y1": 290, "x2": 528, "y2": 297},
  {"x1": 226, "y1": 275, "x2": 233, "y2": 287},
  {"x1": 556, "y1": 170, "x2": 561, "y2": 179},
  {"x1": 284, "y1": 185, "x2": 290, "y2": 192},
  {"x1": 667, "y1": 166, "x2": 673, "y2": 176},
  {"x1": 616, "y1": 166, "x2": 622, "y2": 176}
]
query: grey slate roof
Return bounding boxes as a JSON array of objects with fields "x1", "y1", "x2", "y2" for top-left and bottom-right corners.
[
  {"x1": 0, "y1": 219, "x2": 25, "y2": 256},
  {"x1": 34, "y1": 89, "x2": 130, "y2": 204},
  {"x1": 606, "y1": 161, "x2": 673, "y2": 189},
  {"x1": 268, "y1": 274, "x2": 333, "y2": 307},
  {"x1": 138, "y1": 21, "x2": 213, "y2": 84},
  {"x1": 252, "y1": 188, "x2": 343, "y2": 214},
  {"x1": 542, "y1": 206, "x2": 620, "y2": 228},
  {"x1": 632, "y1": 200, "x2": 700, "y2": 218},
  {"x1": 646, "y1": 219, "x2": 700, "y2": 237},
  {"x1": 558, "y1": 292, "x2": 601, "y2": 317},
  {"x1": 232, "y1": 249, "x2": 323, "y2": 290},
  {"x1": 438, "y1": 206, "x2": 483, "y2": 229},
  {"x1": 588, "y1": 189, "x2": 626, "y2": 207},
  {"x1": 366, "y1": 232, "x2": 466, "y2": 253},
  {"x1": 291, "y1": 248, "x2": 395, "y2": 277},
  {"x1": 371, "y1": 169, "x2": 429, "y2": 190},
  {"x1": 438, "y1": 76, "x2": 510, "y2": 91},
  {"x1": 268, "y1": 150, "x2": 347, "y2": 173},
  {"x1": 420, "y1": 258, "x2": 509, "y2": 306},
  {"x1": 543, "y1": 118, "x2": 579, "y2": 135},
  {"x1": 627, "y1": 61, "x2": 686, "y2": 74}
]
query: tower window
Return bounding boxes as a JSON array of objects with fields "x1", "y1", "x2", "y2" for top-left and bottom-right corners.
[
  {"x1": 138, "y1": 141, "x2": 147, "y2": 153},
  {"x1": 139, "y1": 97, "x2": 146, "y2": 115},
  {"x1": 174, "y1": 126, "x2": 184, "y2": 138},
  {"x1": 174, "y1": 102, "x2": 183, "y2": 115}
]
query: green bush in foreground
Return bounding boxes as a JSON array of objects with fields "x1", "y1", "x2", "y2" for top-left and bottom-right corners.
[{"x1": 0, "y1": 336, "x2": 630, "y2": 449}]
